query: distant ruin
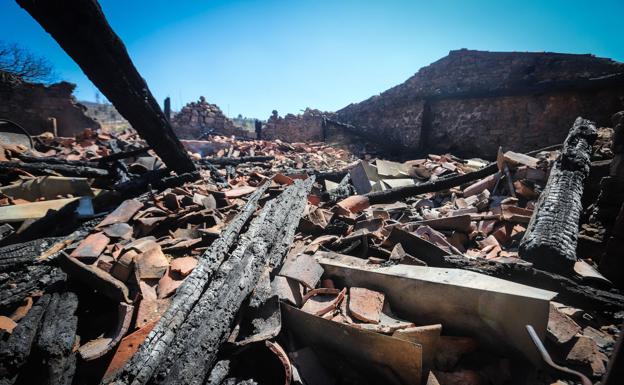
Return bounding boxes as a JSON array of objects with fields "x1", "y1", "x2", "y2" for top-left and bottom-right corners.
[
  {"x1": 246, "y1": 50, "x2": 624, "y2": 159},
  {"x1": 262, "y1": 108, "x2": 328, "y2": 142},
  {"x1": 0, "y1": 70, "x2": 100, "y2": 136},
  {"x1": 171, "y1": 96, "x2": 248, "y2": 139}
]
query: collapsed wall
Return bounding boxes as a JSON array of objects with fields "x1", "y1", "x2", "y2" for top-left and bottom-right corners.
[
  {"x1": 262, "y1": 108, "x2": 328, "y2": 142},
  {"x1": 334, "y1": 49, "x2": 624, "y2": 158},
  {"x1": 0, "y1": 71, "x2": 100, "y2": 136},
  {"x1": 171, "y1": 96, "x2": 249, "y2": 139}
]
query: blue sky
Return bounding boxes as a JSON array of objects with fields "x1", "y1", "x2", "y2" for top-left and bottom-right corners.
[{"x1": 2, "y1": 0, "x2": 623, "y2": 118}]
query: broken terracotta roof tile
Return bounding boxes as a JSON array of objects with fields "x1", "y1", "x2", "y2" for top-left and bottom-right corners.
[
  {"x1": 170, "y1": 256, "x2": 198, "y2": 277},
  {"x1": 279, "y1": 253, "x2": 324, "y2": 289},
  {"x1": 70, "y1": 231, "x2": 110, "y2": 260},
  {"x1": 348, "y1": 287, "x2": 384, "y2": 324},
  {"x1": 97, "y1": 199, "x2": 143, "y2": 228}
]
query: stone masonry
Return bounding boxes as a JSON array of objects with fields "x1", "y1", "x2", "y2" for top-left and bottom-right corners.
[
  {"x1": 262, "y1": 108, "x2": 328, "y2": 142},
  {"x1": 0, "y1": 71, "x2": 100, "y2": 136},
  {"x1": 333, "y1": 49, "x2": 624, "y2": 158},
  {"x1": 171, "y1": 96, "x2": 248, "y2": 139}
]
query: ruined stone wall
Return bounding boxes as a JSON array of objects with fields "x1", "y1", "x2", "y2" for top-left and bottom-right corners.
[
  {"x1": 171, "y1": 96, "x2": 248, "y2": 139},
  {"x1": 334, "y1": 50, "x2": 624, "y2": 158},
  {"x1": 426, "y1": 90, "x2": 623, "y2": 156},
  {"x1": 0, "y1": 72, "x2": 100, "y2": 136},
  {"x1": 262, "y1": 108, "x2": 327, "y2": 142}
]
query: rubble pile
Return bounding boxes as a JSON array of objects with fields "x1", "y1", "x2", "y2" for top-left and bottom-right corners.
[
  {"x1": 7, "y1": 4, "x2": 620, "y2": 384},
  {"x1": 171, "y1": 96, "x2": 249, "y2": 139},
  {"x1": 0, "y1": 112, "x2": 621, "y2": 385}
]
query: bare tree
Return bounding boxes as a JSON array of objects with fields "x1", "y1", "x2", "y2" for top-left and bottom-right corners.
[{"x1": 0, "y1": 41, "x2": 56, "y2": 83}]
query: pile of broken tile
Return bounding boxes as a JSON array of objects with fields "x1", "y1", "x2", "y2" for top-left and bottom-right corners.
[{"x1": 0, "y1": 126, "x2": 622, "y2": 385}]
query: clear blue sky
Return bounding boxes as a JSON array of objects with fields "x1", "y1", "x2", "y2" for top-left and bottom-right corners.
[{"x1": 1, "y1": 0, "x2": 623, "y2": 118}]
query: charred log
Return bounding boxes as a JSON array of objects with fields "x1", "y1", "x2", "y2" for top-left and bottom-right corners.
[
  {"x1": 366, "y1": 163, "x2": 498, "y2": 204},
  {"x1": 36, "y1": 292, "x2": 79, "y2": 385},
  {"x1": 16, "y1": 0, "x2": 196, "y2": 174},
  {"x1": 114, "y1": 180, "x2": 312, "y2": 385},
  {"x1": 0, "y1": 294, "x2": 51, "y2": 384},
  {"x1": 154, "y1": 179, "x2": 312, "y2": 385},
  {"x1": 0, "y1": 264, "x2": 65, "y2": 312},
  {"x1": 0, "y1": 237, "x2": 61, "y2": 272},
  {"x1": 0, "y1": 161, "x2": 109, "y2": 178},
  {"x1": 519, "y1": 117, "x2": 598, "y2": 273},
  {"x1": 198, "y1": 156, "x2": 275, "y2": 166},
  {"x1": 113, "y1": 183, "x2": 270, "y2": 384}
]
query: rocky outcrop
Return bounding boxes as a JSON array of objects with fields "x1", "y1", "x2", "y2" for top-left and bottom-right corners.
[
  {"x1": 334, "y1": 50, "x2": 624, "y2": 158},
  {"x1": 0, "y1": 71, "x2": 100, "y2": 136},
  {"x1": 171, "y1": 96, "x2": 248, "y2": 139}
]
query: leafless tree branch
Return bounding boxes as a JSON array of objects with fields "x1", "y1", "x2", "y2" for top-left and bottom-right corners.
[{"x1": 0, "y1": 41, "x2": 56, "y2": 83}]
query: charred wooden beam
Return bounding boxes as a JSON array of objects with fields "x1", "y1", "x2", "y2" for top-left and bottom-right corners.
[
  {"x1": 201, "y1": 162, "x2": 229, "y2": 187},
  {"x1": 0, "y1": 237, "x2": 62, "y2": 272},
  {"x1": 433, "y1": 255, "x2": 624, "y2": 312},
  {"x1": 115, "y1": 180, "x2": 312, "y2": 385},
  {"x1": 154, "y1": 179, "x2": 312, "y2": 385},
  {"x1": 519, "y1": 117, "x2": 598, "y2": 273},
  {"x1": 0, "y1": 264, "x2": 66, "y2": 312},
  {"x1": 365, "y1": 163, "x2": 498, "y2": 204},
  {"x1": 16, "y1": 0, "x2": 195, "y2": 175},
  {"x1": 36, "y1": 292, "x2": 79, "y2": 385},
  {"x1": 113, "y1": 183, "x2": 270, "y2": 385},
  {"x1": 0, "y1": 161, "x2": 109, "y2": 178},
  {"x1": 16, "y1": 154, "x2": 99, "y2": 168},
  {"x1": 198, "y1": 156, "x2": 275, "y2": 166},
  {"x1": 93, "y1": 146, "x2": 151, "y2": 164},
  {"x1": 0, "y1": 294, "x2": 51, "y2": 384}
]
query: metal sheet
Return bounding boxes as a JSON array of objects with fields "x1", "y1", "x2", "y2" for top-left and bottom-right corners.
[
  {"x1": 283, "y1": 304, "x2": 422, "y2": 385},
  {"x1": 317, "y1": 258, "x2": 556, "y2": 366}
]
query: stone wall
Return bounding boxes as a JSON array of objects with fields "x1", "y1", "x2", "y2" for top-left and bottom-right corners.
[
  {"x1": 171, "y1": 96, "x2": 248, "y2": 139},
  {"x1": 0, "y1": 71, "x2": 100, "y2": 136},
  {"x1": 334, "y1": 50, "x2": 624, "y2": 158},
  {"x1": 262, "y1": 108, "x2": 327, "y2": 142},
  {"x1": 426, "y1": 90, "x2": 622, "y2": 155}
]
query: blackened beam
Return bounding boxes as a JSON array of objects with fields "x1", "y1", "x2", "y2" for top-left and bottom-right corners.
[{"x1": 16, "y1": 0, "x2": 195, "y2": 174}]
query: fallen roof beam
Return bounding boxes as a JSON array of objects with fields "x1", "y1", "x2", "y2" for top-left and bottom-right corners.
[
  {"x1": 365, "y1": 162, "x2": 498, "y2": 204},
  {"x1": 16, "y1": 0, "x2": 196, "y2": 175},
  {"x1": 519, "y1": 117, "x2": 597, "y2": 273}
]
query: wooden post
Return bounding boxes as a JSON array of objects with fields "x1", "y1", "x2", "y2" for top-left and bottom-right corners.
[
  {"x1": 47, "y1": 117, "x2": 57, "y2": 137},
  {"x1": 16, "y1": 0, "x2": 195, "y2": 174},
  {"x1": 164, "y1": 97, "x2": 171, "y2": 122}
]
